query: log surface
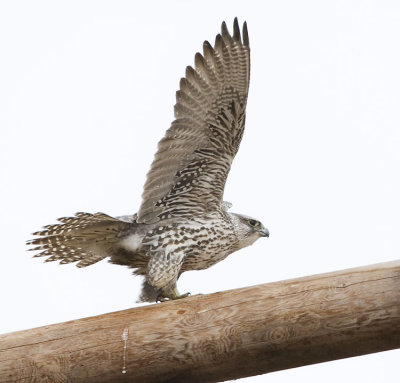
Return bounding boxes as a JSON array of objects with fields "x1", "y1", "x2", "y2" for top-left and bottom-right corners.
[{"x1": 1, "y1": 260, "x2": 399, "y2": 383}]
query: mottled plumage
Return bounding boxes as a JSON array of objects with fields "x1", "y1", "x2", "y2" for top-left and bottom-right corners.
[{"x1": 27, "y1": 19, "x2": 269, "y2": 302}]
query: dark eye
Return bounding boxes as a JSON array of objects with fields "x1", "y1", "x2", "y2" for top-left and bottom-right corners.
[{"x1": 248, "y1": 219, "x2": 257, "y2": 227}]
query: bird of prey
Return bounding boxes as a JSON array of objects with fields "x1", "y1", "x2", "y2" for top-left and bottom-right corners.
[{"x1": 27, "y1": 18, "x2": 269, "y2": 302}]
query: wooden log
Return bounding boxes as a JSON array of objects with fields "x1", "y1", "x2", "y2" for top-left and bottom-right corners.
[{"x1": 1, "y1": 260, "x2": 399, "y2": 383}]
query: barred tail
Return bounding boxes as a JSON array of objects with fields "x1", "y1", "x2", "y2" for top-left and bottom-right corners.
[{"x1": 27, "y1": 212, "x2": 134, "y2": 268}]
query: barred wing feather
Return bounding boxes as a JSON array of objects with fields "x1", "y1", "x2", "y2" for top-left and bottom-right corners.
[{"x1": 137, "y1": 18, "x2": 250, "y2": 224}]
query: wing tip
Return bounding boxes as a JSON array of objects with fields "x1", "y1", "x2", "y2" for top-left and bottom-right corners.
[
  {"x1": 221, "y1": 18, "x2": 249, "y2": 47},
  {"x1": 233, "y1": 17, "x2": 241, "y2": 41},
  {"x1": 221, "y1": 20, "x2": 229, "y2": 37},
  {"x1": 243, "y1": 21, "x2": 249, "y2": 46},
  {"x1": 194, "y1": 51, "x2": 204, "y2": 68},
  {"x1": 203, "y1": 40, "x2": 213, "y2": 54}
]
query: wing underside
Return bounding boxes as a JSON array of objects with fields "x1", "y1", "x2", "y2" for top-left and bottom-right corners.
[{"x1": 137, "y1": 18, "x2": 250, "y2": 224}]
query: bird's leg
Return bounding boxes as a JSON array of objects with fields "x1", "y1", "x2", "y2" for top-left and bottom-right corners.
[
  {"x1": 169, "y1": 285, "x2": 191, "y2": 300},
  {"x1": 156, "y1": 286, "x2": 191, "y2": 302}
]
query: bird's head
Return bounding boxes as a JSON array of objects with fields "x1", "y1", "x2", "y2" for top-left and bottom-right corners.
[{"x1": 229, "y1": 213, "x2": 269, "y2": 250}]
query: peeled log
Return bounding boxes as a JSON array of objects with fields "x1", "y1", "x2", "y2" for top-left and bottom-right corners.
[{"x1": 0, "y1": 260, "x2": 399, "y2": 382}]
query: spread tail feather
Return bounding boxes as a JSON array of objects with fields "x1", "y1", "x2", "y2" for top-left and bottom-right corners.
[{"x1": 27, "y1": 212, "x2": 134, "y2": 267}]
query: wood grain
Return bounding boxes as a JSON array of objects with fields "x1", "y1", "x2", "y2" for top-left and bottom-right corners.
[{"x1": 1, "y1": 260, "x2": 399, "y2": 382}]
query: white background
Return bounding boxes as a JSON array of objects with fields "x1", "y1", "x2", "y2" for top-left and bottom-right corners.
[{"x1": 1, "y1": 1, "x2": 399, "y2": 381}]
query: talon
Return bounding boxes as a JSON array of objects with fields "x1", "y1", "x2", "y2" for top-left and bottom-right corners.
[
  {"x1": 156, "y1": 295, "x2": 169, "y2": 303},
  {"x1": 156, "y1": 291, "x2": 191, "y2": 302},
  {"x1": 174, "y1": 292, "x2": 191, "y2": 300}
]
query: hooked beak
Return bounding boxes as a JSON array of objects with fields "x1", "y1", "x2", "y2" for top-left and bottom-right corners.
[{"x1": 259, "y1": 228, "x2": 269, "y2": 237}]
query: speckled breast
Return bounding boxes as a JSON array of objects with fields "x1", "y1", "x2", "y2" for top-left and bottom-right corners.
[{"x1": 176, "y1": 217, "x2": 238, "y2": 271}]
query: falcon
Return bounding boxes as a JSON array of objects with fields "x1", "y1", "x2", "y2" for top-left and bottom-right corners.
[{"x1": 27, "y1": 18, "x2": 269, "y2": 302}]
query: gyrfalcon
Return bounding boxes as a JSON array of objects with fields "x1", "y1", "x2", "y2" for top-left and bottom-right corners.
[{"x1": 27, "y1": 18, "x2": 269, "y2": 302}]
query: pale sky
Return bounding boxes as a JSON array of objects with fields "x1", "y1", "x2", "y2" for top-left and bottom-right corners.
[{"x1": 1, "y1": 1, "x2": 399, "y2": 382}]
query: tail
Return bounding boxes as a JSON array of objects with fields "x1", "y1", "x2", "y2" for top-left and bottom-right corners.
[{"x1": 27, "y1": 212, "x2": 135, "y2": 267}]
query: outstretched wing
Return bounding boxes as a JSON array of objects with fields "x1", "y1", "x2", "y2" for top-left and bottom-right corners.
[{"x1": 137, "y1": 18, "x2": 250, "y2": 224}]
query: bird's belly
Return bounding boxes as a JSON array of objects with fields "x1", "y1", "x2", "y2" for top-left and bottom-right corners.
[{"x1": 181, "y1": 238, "x2": 236, "y2": 271}]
